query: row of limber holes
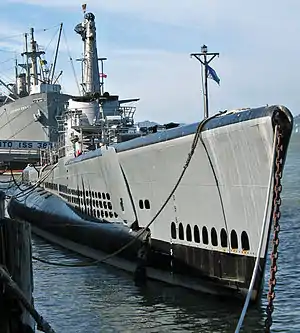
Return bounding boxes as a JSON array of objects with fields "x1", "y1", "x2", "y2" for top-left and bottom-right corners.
[{"x1": 171, "y1": 222, "x2": 250, "y2": 251}]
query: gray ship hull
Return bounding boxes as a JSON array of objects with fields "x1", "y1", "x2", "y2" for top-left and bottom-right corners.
[
  {"x1": 0, "y1": 92, "x2": 70, "y2": 142},
  {"x1": 0, "y1": 92, "x2": 70, "y2": 169}
]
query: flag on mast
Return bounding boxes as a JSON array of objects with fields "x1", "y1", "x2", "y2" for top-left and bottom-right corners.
[{"x1": 207, "y1": 65, "x2": 220, "y2": 85}]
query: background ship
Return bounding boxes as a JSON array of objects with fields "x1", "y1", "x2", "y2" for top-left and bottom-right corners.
[
  {"x1": 7, "y1": 7, "x2": 293, "y2": 304},
  {"x1": 0, "y1": 26, "x2": 70, "y2": 169}
]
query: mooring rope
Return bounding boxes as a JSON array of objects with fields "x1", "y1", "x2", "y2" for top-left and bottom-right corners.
[
  {"x1": 0, "y1": 265, "x2": 56, "y2": 333},
  {"x1": 32, "y1": 111, "x2": 225, "y2": 268},
  {"x1": 234, "y1": 125, "x2": 279, "y2": 332}
]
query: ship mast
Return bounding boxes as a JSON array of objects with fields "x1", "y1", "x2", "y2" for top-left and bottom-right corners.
[
  {"x1": 21, "y1": 28, "x2": 45, "y2": 89},
  {"x1": 50, "y1": 23, "x2": 63, "y2": 84},
  {"x1": 191, "y1": 45, "x2": 219, "y2": 118},
  {"x1": 24, "y1": 33, "x2": 30, "y2": 92},
  {"x1": 74, "y1": 5, "x2": 101, "y2": 96}
]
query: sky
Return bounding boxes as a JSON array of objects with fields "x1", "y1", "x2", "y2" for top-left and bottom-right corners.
[{"x1": 0, "y1": 0, "x2": 299, "y2": 123}]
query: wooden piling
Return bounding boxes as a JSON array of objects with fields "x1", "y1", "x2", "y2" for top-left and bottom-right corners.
[{"x1": 0, "y1": 191, "x2": 35, "y2": 333}]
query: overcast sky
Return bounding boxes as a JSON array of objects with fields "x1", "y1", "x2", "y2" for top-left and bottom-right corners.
[{"x1": 0, "y1": 1, "x2": 299, "y2": 123}]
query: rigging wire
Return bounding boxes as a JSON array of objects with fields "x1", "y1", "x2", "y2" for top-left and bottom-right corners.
[
  {"x1": 0, "y1": 24, "x2": 62, "y2": 42},
  {"x1": 62, "y1": 28, "x2": 81, "y2": 95}
]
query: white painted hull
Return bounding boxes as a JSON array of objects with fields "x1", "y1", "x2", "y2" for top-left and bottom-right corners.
[{"x1": 19, "y1": 105, "x2": 293, "y2": 301}]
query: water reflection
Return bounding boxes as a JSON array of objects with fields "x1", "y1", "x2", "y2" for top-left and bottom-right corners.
[{"x1": 33, "y1": 236, "x2": 265, "y2": 333}]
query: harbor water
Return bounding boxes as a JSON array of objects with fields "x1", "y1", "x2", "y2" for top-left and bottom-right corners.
[{"x1": 31, "y1": 134, "x2": 300, "y2": 333}]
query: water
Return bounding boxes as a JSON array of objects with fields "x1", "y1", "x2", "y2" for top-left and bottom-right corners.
[{"x1": 31, "y1": 135, "x2": 300, "y2": 333}]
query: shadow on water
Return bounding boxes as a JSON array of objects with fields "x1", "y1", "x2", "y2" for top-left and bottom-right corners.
[{"x1": 32, "y1": 236, "x2": 265, "y2": 333}]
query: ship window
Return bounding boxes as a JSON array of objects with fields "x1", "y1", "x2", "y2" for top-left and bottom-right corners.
[
  {"x1": 93, "y1": 209, "x2": 96, "y2": 216},
  {"x1": 241, "y1": 231, "x2": 250, "y2": 251},
  {"x1": 101, "y1": 210, "x2": 104, "y2": 217},
  {"x1": 86, "y1": 190, "x2": 89, "y2": 197},
  {"x1": 97, "y1": 210, "x2": 100, "y2": 218},
  {"x1": 108, "y1": 202, "x2": 112, "y2": 210},
  {"x1": 114, "y1": 213, "x2": 118, "y2": 218},
  {"x1": 106, "y1": 193, "x2": 111, "y2": 200},
  {"x1": 86, "y1": 199, "x2": 89, "y2": 205},
  {"x1": 220, "y1": 228, "x2": 228, "y2": 247},
  {"x1": 211, "y1": 227, "x2": 218, "y2": 246},
  {"x1": 93, "y1": 200, "x2": 95, "y2": 207},
  {"x1": 179, "y1": 223, "x2": 184, "y2": 240},
  {"x1": 105, "y1": 211, "x2": 108, "y2": 218},
  {"x1": 171, "y1": 222, "x2": 176, "y2": 239},
  {"x1": 109, "y1": 212, "x2": 113, "y2": 218},
  {"x1": 145, "y1": 200, "x2": 150, "y2": 210},
  {"x1": 103, "y1": 202, "x2": 107, "y2": 209},
  {"x1": 96, "y1": 201, "x2": 99, "y2": 208},
  {"x1": 102, "y1": 192, "x2": 105, "y2": 199},
  {"x1": 89, "y1": 191, "x2": 92, "y2": 197},
  {"x1": 99, "y1": 201, "x2": 103, "y2": 208},
  {"x1": 92, "y1": 191, "x2": 94, "y2": 198},
  {"x1": 98, "y1": 192, "x2": 101, "y2": 199},
  {"x1": 139, "y1": 200, "x2": 144, "y2": 209},
  {"x1": 231, "y1": 230, "x2": 238, "y2": 249},
  {"x1": 186, "y1": 224, "x2": 192, "y2": 242},
  {"x1": 202, "y1": 226, "x2": 208, "y2": 245},
  {"x1": 194, "y1": 225, "x2": 200, "y2": 243}
]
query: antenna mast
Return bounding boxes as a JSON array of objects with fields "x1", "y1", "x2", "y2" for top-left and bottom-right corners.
[
  {"x1": 191, "y1": 45, "x2": 219, "y2": 119},
  {"x1": 24, "y1": 33, "x2": 30, "y2": 92},
  {"x1": 99, "y1": 57, "x2": 107, "y2": 95},
  {"x1": 50, "y1": 23, "x2": 63, "y2": 84}
]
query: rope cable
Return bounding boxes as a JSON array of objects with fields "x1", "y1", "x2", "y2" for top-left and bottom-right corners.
[{"x1": 31, "y1": 112, "x2": 224, "y2": 267}]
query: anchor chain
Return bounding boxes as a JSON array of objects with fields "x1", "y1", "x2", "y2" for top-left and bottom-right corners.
[{"x1": 265, "y1": 125, "x2": 284, "y2": 332}]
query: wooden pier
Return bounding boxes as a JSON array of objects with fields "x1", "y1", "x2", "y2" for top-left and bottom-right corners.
[{"x1": 0, "y1": 191, "x2": 35, "y2": 333}]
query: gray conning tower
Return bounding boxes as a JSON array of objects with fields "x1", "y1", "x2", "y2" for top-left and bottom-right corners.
[{"x1": 75, "y1": 12, "x2": 101, "y2": 96}]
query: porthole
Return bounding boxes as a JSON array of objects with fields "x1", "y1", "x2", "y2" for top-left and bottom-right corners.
[
  {"x1": 231, "y1": 230, "x2": 238, "y2": 249},
  {"x1": 99, "y1": 201, "x2": 103, "y2": 208},
  {"x1": 92, "y1": 200, "x2": 95, "y2": 207},
  {"x1": 139, "y1": 200, "x2": 144, "y2": 209},
  {"x1": 220, "y1": 228, "x2": 228, "y2": 247},
  {"x1": 102, "y1": 192, "x2": 105, "y2": 199},
  {"x1": 97, "y1": 210, "x2": 100, "y2": 218},
  {"x1": 98, "y1": 192, "x2": 101, "y2": 199},
  {"x1": 145, "y1": 199, "x2": 150, "y2": 209},
  {"x1": 241, "y1": 231, "x2": 250, "y2": 251},
  {"x1": 202, "y1": 226, "x2": 208, "y2": 245},
  {"x1": 96, "y1": 201, "x2": 99, "y2": 208},
  {"x1": 186, "y1": 224, "x2": 192, "y2": 242},
  {"x1": 211, "y1": 227, "x2": 218, "y2": 246},
  {"x1": 106, "y1": 193, "x2": 110, "y2": 200},
  {"x1": 93, "y1": 209, "x2": 96, "y2": 217},
  {"x1": 114, "y1": 213, "x2": 118, "y2": 218},
  {"x1": 105, "y1": 211, "x2": 108, "y2": 218},
  {"x1": 194, "y1": 225, "x2": 200, "y2": 243},
  {"x1": 171, "y1": 222, "x2": 176, "y2": 239},
  {"x1": 92, "y1": 191, "x2": 94, "y2": 198},
  {"x1": 103, "y1": 202, "x2": 107, "y2": 209},
  {"x1": 108, "y1": 202, "x2": 112, "y2": 210},
  {"x1": 85, "y1": 190, "x2": 89, "y2": 197},
  {"x1": 101, "y1": 210, "x2": 104, "y2": 217},
  {"x1": 109, "y1": 212, "x2": 113, "y2": 218},
  {"x1": 179, "y1": 223, "x2": 184, "y2": 240}
]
